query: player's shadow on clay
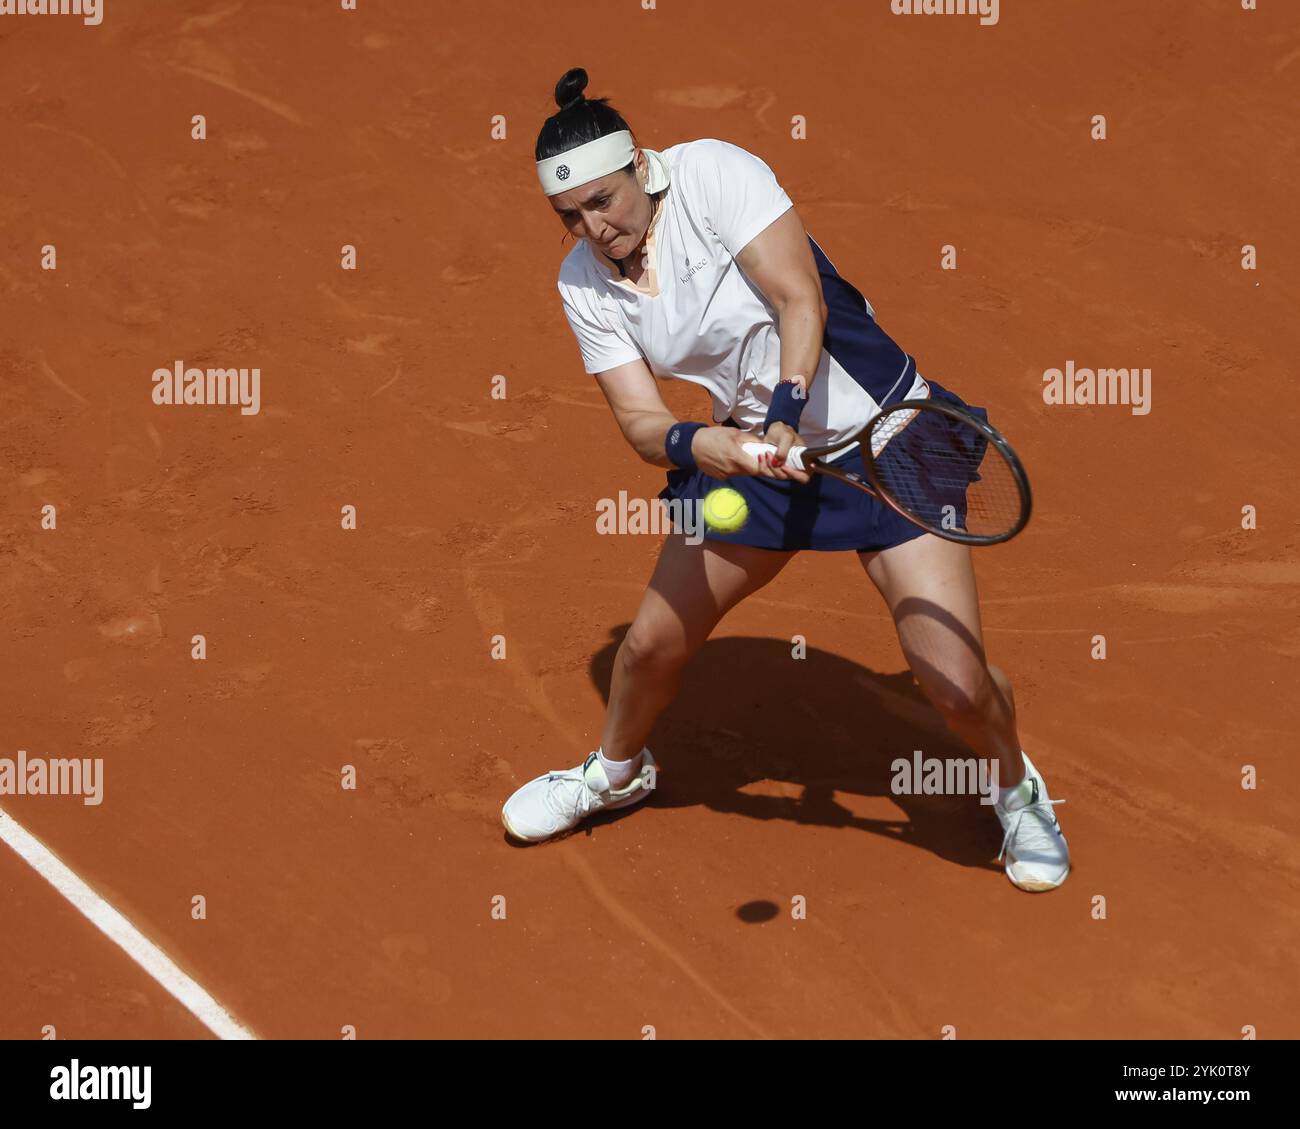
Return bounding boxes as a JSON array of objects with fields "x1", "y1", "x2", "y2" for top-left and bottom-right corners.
[{"x1": 587, "y1": 624, "x2": 1004, "y2": 875}]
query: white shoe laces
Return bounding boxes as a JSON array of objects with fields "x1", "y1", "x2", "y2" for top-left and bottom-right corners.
[
  {"x1": 541, "y1": 766, "x2": 601, "y2": 824},
  {"x1": 997, "y1": 793, "x2": 1067, "y2": 863}
]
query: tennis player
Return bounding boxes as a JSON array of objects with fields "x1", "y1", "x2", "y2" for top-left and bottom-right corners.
[{"x1": 501, "y1": 69, "x2": 1070, "y2": 892}]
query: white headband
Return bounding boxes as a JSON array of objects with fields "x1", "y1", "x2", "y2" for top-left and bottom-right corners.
[{"x1": 537, "y1": 130, "x2": 671, "y2": 197}]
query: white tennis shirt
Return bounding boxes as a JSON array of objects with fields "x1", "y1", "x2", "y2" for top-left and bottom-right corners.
[{"x1": 556, "y1": 138, "x2": 927, "y2": 449}]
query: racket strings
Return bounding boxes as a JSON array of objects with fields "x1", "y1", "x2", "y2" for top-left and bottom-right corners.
[{"x1": 869, "y1": 408, "x2": 1025, "y2": 538}]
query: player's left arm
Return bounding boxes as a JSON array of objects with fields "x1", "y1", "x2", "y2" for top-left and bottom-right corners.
[{"x1": 736, "y1": 208, "x2": 826, "y2": 481}]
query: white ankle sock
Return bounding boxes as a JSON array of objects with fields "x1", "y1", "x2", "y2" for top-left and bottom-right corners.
[{"x1": 597, "y1": 746, "x2": 643, "y2": 789}]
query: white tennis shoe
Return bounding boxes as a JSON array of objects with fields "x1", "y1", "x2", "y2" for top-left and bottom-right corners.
[
  {"x1": 994, "y1": 752, "x2": 1070, "y2": 892},
  {"x1": 502, "y1": 748, "x2": 657, "y2": 843}
]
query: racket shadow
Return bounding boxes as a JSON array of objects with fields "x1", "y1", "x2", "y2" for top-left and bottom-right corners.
[{"x1": 588, "y1": 626, "x2": 1004, "y2": 874}]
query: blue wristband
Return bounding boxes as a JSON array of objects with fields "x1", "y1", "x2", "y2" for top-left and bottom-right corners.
[
  {"x1": 763, "y1": 379, "x2": 808, "y2": 434},
  {"x1": 665, "y1": 421, "x2": 706, "y2": 470}
]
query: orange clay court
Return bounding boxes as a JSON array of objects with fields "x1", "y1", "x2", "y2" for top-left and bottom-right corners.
[{"x1": 1, "y1": 0, "x2": 1297, "y2": 1039}]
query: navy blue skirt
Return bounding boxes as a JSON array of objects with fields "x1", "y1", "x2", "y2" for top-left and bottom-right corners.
[{"x1": 658, "y1": 378, "x2": 984, "y2": 552}]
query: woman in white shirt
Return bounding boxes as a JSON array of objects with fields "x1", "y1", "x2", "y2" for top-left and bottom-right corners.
[{"x1": 501, "y1": 69, "x2": 1070, "y2": 893}]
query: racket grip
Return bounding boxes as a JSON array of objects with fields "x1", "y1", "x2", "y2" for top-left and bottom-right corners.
[{"x1": 742, "y1": 442, "x2": 806, "y2": 472}]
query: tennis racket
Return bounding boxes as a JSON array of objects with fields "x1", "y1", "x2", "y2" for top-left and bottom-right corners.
[{"x1": 742, "y1": 397, "x2": 1032, "y2": 545}]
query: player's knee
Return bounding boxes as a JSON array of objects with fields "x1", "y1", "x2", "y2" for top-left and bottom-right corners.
[
  {"x1": 620, "y1": 623, "x2": 687, "y2": 677},
  {"x1": 920, "y1": 666, "x2": 993, "y2": 725}
]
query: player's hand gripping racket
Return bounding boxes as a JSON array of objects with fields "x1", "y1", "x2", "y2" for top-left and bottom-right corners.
[{"x1": 743, "y1": 398, "x2": 1032, "y2": 545}]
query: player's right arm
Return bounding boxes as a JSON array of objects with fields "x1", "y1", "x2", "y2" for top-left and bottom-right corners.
[{"x1": 593, "y1": 358, "x2": 764, "y2": 478}]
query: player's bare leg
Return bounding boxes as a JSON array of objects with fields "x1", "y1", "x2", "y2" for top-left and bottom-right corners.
[
  {"x1": 860, "y1": 532, "x2": 1071, "y2": 890},
  {"x1": 858, "y1": 533, "x2": 1023, "y2": 787},
  {"x1": 502, "y1": 533, "x2": 793, "y2": 843},
  {"x1": 600, "y1": 534, "x2": 795, "y2": 762}
]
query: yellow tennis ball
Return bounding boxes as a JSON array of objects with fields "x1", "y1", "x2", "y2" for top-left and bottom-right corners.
[{"x1": 702, "y1": 487, "x2": 749, "y2": 532}]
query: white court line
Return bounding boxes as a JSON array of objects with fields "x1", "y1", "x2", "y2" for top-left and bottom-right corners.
[{"x1": 0, "y1": 806, "x2": 256, "y2": 1040}]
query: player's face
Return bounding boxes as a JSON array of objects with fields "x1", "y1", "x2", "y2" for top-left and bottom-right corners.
[{"x1": 549, "y1": 160, "x2": 651, "y2": 260}]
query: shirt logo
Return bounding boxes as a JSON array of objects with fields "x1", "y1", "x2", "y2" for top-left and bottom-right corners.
[{"x1": 679, "y1": 254, "x2": 708, "y2": 284}]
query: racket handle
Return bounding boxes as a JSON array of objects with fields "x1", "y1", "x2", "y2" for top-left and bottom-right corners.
[{"x1": 742, "y1": 442, "x2": 807, "y2": 472}]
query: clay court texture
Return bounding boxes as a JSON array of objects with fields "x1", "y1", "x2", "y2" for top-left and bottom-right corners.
[{"x1": 1, "y1": 0, "x2": 1296, "y2": 1039}]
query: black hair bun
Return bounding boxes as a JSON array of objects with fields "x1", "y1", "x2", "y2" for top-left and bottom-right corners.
[{"x1": 554, "y1": 67, "x2": 589, "y2": 111}]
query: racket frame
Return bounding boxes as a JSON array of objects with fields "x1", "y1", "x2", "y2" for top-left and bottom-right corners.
[{"x1": 796, "y1": 397, "x2": 1034, "y2": 546}]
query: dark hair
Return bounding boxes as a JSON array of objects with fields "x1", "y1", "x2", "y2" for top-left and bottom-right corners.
[{"x1": 535, "y1": 67, "x2": 635, "y2": 174}]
